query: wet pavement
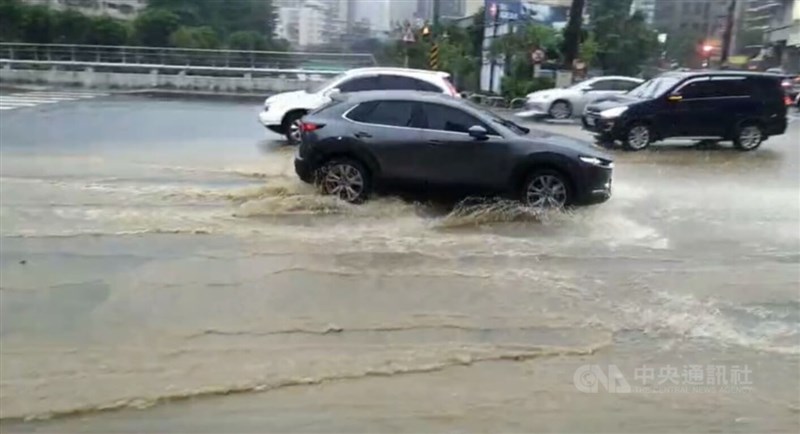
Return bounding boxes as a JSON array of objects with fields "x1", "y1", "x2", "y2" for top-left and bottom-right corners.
[{"x1": 0, "y1": 93, "x2": 798, "y2": 432}]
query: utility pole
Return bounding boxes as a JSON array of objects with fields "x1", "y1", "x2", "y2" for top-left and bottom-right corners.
[
  {"x1": 720, "y1": 0, "x2": 738, "y2": 66},
  {"x1": 562, "y1": 0, "x2": 586, "y2": 69},
  {"x1": 433, "y1": 0, "x2": 441, "y2": 28},
  {"x1": 488, "y1": 2, "x2": 500, "y2": 94}
]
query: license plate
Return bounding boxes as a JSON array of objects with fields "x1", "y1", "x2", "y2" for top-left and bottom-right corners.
[{"x1": 586, "y1": 116, "x2": 596, "y2": 126}]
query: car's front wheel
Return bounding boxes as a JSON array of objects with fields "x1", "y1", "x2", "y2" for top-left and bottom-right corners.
[
  {"x1": 733, "y1": 123, "x2": 764, "y2": 151},
  {"x1": 623, "y1": 123, "x2": 652, "y2": 151},
  {"x1": 548, "y1": 100, "x2": 573, "y2": 120},
  {"x1": 316, "y1": 158, "x2": 371, "y2": 204},
  {"x1": 283, "y1": 111, "x2": 306, "y2": 145},
  {"x1": 522, "y1": 170, "x2": 571, "y2": 209}
]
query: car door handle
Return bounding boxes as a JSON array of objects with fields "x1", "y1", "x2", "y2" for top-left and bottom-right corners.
[
  {"x1": 428, "y1": 139, "x2": 445, "y2": 145},
  {"x1": 354, "y1": 131, "x2": 372, "y2": 139}
]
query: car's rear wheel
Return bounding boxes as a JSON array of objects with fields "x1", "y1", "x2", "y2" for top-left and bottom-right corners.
[
  {"x1": 623, "y1": 123, "x2": 652, "y2": 151},
  {"x1": 522, "y1": 170, "x2": 571, "y2": 209},
  {"x1": 733, "y1": 123, "x2": 763, "y2": 151},
  {"x1": 548, "y1": 100, "x2": 572, "y2": 120},
  {"x1": 317, "y1": 158, "x2": 371, "y2": 204},
  {"x1": 283, "y1": 111, "x2": 305, "y2": 145}
]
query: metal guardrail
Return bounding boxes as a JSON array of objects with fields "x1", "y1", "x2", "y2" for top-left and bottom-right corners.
[
  {"x1": 462, "y1": 92, "x2": 527, "y2": 110},
  {"x1": 0, "y1": 43, "x2": 378, "y2": 75}
]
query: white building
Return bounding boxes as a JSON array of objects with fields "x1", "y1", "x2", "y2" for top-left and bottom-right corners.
[
  {"x1": 630, "y1": 0, "x2": 656, "y2": 25},
  {"x1": 274, "y1": 6, "x2": 301, "y2": 45},
  {"x1": 23, "y1": 0, "x2": 146, "y2": 20},
  {"x1": 276, "y1": 0, "x2": 347, "y2": 47},
  {"x1": 351, "y1": 0, "x2": 415, "y2": 33}
]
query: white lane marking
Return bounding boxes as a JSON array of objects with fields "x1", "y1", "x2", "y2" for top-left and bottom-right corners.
[
  {"x1": 25, "y1": 92, "x2": 108, "y2": 98},
  {"x1": 0, "y1": 97, "x2": 63, "y2": 104},
  {"x1": 0, "y1": 100, "x2": 46, "y2": 107},
  {"x1": 0, "y1": 90, "x2": 108, "y2": 111}
]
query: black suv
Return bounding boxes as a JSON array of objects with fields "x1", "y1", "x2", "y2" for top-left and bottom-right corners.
[{"x1": 582, "y1": 71, "x2": 788, "y2": 151}]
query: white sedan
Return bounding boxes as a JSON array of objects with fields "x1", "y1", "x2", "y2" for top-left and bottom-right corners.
[{"x1": 517, "y1": 76, "x2": 644, "y2": 120}]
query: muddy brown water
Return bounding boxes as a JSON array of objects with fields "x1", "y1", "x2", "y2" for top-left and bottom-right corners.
[{"x1": 0, "y1": 97, "x2": 798, "y2": 432}]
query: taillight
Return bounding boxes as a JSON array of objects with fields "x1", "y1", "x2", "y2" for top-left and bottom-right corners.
[
  {"x1": 445, "y1": 80, "x2": 459, "y2": 97},
  {"x1": 301, "y1": 122, "x2": 323, "y2": 132},
  {"x1": 785, "y1": 95, "x2": 792, "y2": 106}
]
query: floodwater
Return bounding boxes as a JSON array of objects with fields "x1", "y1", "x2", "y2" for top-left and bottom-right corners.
[{"x1": 0, "y1": 95, "x2": 798, "y2": 432}]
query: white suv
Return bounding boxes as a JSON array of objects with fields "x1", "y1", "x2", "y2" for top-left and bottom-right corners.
[{"x1": 258, "y1": 67, "x2": 459, "y2": 143}]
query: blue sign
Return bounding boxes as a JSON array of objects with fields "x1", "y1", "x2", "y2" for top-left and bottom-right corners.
[{"x1": 485, "y1": 0, "x2": 569, "y2": 26}]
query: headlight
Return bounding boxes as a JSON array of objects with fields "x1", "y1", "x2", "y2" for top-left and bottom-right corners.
[
  {"x1": 600, "y1": 106, "x2": 628, "y2": 119},
  {"x1": 579, "y1": 156, "x2": 614, "y2": 168}
]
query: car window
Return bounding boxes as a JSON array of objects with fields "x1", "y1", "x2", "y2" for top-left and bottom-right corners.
[
  {"x1": 419, "y1": 103, "x2": 492, "y2": 134},
  {"x1": 413, "y1": 79, "x2": 443, "y2": 93},
  {"x1": 613, "y1": 80, "x2": 641, "y2": 91},
  {"x1": 588, "y1": 79, "x2": 616, "y2": 91},
  {"x1": 338, "y1": 76, "x2": 381, "y2": 93},
  {"x1": 343, "y1": 101, "x2": 377, "y2": 122},
  {"x1": 345, "y1": 100, "x2": 415, "y2": 127},
  {"x1": 709, "y1": 77, "x2": 750, "y2": 97},
  {"x1": 679, "y1": 77, "x2": 750, "y2": 99},
  {"x1": 379, "y1": 75, "x2": 420, "y2": 91},
  {"x1": 677, "y1": 79, "x2": 715, "y2": 99}
]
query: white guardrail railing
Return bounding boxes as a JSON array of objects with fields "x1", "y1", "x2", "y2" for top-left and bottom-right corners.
[{"x1": 0, "y1": 43, "x2": 378, "y2": 76}]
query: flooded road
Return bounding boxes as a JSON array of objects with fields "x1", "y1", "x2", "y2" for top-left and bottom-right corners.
[{"x1": 1, "y1": 94, "x2": 798, "y2": 432}]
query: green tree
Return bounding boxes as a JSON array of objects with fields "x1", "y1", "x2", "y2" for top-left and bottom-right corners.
[
  {"x1": 579, "y1": 33, "x2": 600, "y2": 68},
  {"x1": 664, "y1": 30, "x2": 703, "y2": 67},
  {"x1": 226, "y1": 30, "x2": 268, "y2": 51},
  {"x1": 147, "y1": 0, "x2": 276, "y2": 38},
  {"x1": 0, "y1": 0, "x2": 25, "y2": 41},
  {"x1": 590, "y1": 0, "x2": 659, "y2": 75},
  {"x1": 53, "y1": 9, "x2": 92, "y2": 44},
  {"x1": 133, "y1": 9, "x2": 180, "y2": 46},
  {"x1": 20, "y1": 5, "x2": 54, "y2": 43},
  {"x1": 169, "y1": 26, "x2": 219, "y2": 49},
  {"x1": 86, "y1": 16, "x2": 130, "y2": 45}
]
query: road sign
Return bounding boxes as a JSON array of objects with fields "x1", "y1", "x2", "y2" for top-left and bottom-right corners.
[
  {"x1": 531, "y1": 49, "x2": 545, "y2": 64},
  {"x1": 429, "y1": 44, "x2": 440, "y2": 70},
  {"x1": 402, "y1": 26, "x2": 415, "y2": 43}
]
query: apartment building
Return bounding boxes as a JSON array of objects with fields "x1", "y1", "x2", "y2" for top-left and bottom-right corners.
[{"x1": 23, "y1": 0, "x2": 146, "y2": 20}]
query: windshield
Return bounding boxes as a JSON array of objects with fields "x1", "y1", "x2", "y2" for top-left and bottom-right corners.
[
  {"x1": 568, "y1": 79, "x2": 595, "y2": 90},
  {"x1": 306, "y1": 73, "x2": 345, "y2": 94},
  {"x1": 464, "y1": 100, "x2": 529, "y2": 135},
  {"x1": 628, "y1": 76, "x2": 681, "y2": 99}
]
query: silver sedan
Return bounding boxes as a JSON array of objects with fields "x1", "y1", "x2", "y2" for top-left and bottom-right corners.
[{"x1": 517, "y1": 76, "x2": 644, "y2": 120}]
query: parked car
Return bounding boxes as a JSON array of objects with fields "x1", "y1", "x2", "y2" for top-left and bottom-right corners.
[
  {"x1": 294, "y1": 91, "x2": 614, "y2": 207},
  {"x1": 517, "y1": 76, "x2": 643, "y2": 120},
  {"x1": 258, "y1": 67, "x2": 459, "y2": 144},
  {"x1": 582, "y1": 71, "x2": 789, "y2": 151}
]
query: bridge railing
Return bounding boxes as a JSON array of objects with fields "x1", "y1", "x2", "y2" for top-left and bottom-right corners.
[{"x1": 0, "y1": 43, "x2": 378, "y2": 74}]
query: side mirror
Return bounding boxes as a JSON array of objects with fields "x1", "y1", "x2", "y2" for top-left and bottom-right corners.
[
  {"x1": 325, "y1": 88, "x2": 341, "y2": 98},
  {"x1": 581, "y1": 87, "x2": 592, "y2": 93},
  {"x1": 468, "y1": 125, "x2": 488, "y2": 140},
  {"x1": 668, "y1": 94, "x2": 683, "y2": 102}
]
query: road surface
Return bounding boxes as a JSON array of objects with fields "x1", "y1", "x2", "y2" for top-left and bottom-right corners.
[{"x1": 0, "y1": 92, "x2": 798, "y2": 432}]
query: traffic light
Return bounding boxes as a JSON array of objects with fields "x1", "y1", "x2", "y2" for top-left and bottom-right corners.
[{"x1": 421, "y1": 25, "x2": 431, "y2": 38}]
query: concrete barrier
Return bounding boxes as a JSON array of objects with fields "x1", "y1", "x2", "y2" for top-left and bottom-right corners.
[{"x1": 0, "y1": 65, "x2": 323, "y2": 93}]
